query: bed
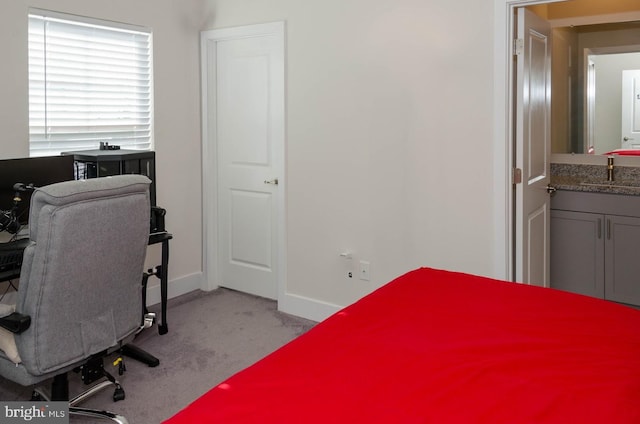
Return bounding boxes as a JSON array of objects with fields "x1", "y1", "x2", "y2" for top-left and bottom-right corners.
[
  {"x1": 605, "y1": 149, "x2": 640, "y2": 156},
  {"x1": 164, "y1": 267, "x2": 640, "y2": 423}
]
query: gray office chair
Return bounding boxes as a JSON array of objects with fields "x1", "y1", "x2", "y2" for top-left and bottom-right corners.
[{"x1": 0, "y1": 175, "x2": 152, "y2": 424}]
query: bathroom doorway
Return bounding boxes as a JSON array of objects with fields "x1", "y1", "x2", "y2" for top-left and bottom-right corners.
[{"x1": 493, "y1": 0, "x2": 640, "y2": 282}]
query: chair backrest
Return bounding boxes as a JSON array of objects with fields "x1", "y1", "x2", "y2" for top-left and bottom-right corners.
[{"x1": 15, "y1": 175, "x2": 151, "y2": 376}]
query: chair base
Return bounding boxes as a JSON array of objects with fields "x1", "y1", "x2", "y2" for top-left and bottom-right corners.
[
  {"x1": 119, "y1": 343, "x2": 160, "y2": 367},
  {"x1": 118, "y1": 312, "x2": 161, "y2": 367},
  {"x1": 70, "y1": 406, "x2": 129, "y2": 424},
  {"x1": 33, "y1": 389, "x2": 128, "y2": 424},
  {"x1": 32, "y1": 357, "x2": 129, "y2": 424}
]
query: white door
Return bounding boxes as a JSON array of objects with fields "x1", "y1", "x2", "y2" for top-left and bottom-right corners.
[
  {"x1": 201, "y1": 23, "x2": 285, "y2": 300},
  {"x1": 514, "y1": 8, "x2": 551, "y2": 286},
  {"x1": 621, "y1": 69, "x2": 640, "y2": 149}
]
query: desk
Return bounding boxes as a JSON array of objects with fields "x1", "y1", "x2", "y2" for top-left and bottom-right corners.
[
  {"x1": 0, "y1": 269, "x2": 19, "y2": 282},
  {"x1": 0, "y1": 233, "x2": 172, "y2": 335},
  {"x1": 146, "y1": 232, "x2": 172, "y2": 335},
  {"x1": 0, "y1": 238, "x2": 29, "y2": 282}
]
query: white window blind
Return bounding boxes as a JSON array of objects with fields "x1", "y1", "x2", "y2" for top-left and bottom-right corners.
[{"x1": 28, "y1": 11, "x2": 153, "y2": 157}]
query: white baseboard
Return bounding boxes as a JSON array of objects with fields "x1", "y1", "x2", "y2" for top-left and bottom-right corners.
[
  {"x1": 145, "y1": 272, "x2": 203, "y2": 307},
  {"x1": 278, "y1": 291, "x2": 342, "y2": 322},
  {"x1": 145, "y1": 273, "x2": 341, "y2": 323}
]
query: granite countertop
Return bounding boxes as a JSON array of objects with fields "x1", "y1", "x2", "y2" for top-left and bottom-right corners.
[
  {"x1": 551, "y1": 176, "x2": 640, "y2": 196},
  {"x1": 551, "y1": 163, "x2": 640, "y2": 196}
]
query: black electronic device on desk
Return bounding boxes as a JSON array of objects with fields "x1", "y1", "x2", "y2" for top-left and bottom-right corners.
[
  {"x1": 62, "y1": 149, "x2": 156, "y2": 206},
  {"x1": 0, "y1": 182, "x2": 31, "y2": 265},
  {"x1": 0, "y1": 156, "x2": 72, "y2": 282},
  {"x1": 0, "y1": 156, "x2": 75, "y2": 228}
]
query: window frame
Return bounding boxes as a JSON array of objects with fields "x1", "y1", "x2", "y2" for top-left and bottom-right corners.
[{"x1": 28, "y1": 8, "x2": 154, "y2": 157}]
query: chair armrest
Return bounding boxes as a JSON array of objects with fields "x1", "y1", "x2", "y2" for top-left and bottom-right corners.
[{"x1": 0, "y1": 312, "x2": 31, "y2": 334}]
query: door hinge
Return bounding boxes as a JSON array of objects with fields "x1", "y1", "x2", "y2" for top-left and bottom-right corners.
[
  {"x1": 513, "y1": 38, "x2": 524, "y2": 56},
  {"x1": 513, "y1": 168, "x2": 522, "y2": 185}
]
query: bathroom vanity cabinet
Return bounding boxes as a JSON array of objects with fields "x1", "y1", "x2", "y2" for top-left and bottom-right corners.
[{"x1": 551, "y1": 190, "x2": 640, "y2": 306}]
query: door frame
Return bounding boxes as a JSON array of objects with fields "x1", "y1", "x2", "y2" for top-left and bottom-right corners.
[
  {"x1": 493, "y1": 0, "x2": 564, "y2": 282},
  {"x1": 493, "y1": 0, "x2": 640, "y2": 281},
  {"x1": 200, "y1": 22, "x2": 287, "y2": 295}
]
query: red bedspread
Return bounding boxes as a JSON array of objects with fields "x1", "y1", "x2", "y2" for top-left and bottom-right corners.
[
  {"x1": 604, "y1": 149, "x2": 640, "y2": 156},
  {"x1": 165, "y1": 268, "x2": 640, "y2": 423}
]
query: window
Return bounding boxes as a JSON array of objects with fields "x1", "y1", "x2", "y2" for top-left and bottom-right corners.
[{"x1": 28, "y1": 10, "x2": 153, "y2": 157}]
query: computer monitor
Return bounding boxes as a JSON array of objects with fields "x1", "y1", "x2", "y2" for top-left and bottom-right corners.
[{"x1": 0, "y1": 155, "x2": 75, "y2": 226}]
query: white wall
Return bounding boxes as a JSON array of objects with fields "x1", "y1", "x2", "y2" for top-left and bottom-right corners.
[
  {"x1": 207, "y1": 0, "x2": 498, "y2": 310},
  {"x1": 1, "y1": 0, "x2": 501, "y2": 318},
  {"x1": 0, "y1": 0, "x2": 205, "y2": 300}
]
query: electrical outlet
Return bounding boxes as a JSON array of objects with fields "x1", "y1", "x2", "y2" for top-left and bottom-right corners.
[{"x1": 359, "y1": 261, "x2": 370, "y2": 281}]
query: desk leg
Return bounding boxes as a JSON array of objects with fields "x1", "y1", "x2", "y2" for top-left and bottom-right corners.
[
  {"x1": 141, "y1": 272, "x2": 150, "y2": 315},
  {"x1": 158, "y1": 239, "x2": 169, "y2": 335}
]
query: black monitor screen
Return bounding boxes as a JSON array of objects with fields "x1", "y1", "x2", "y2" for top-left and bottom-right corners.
[{"x1": 0, "y1": 155, "x2": 75, "y2": 225}]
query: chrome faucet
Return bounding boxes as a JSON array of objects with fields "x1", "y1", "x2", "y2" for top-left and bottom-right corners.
[{"x1": 607, "y1": 156, "x2": 614, "y2": 182}]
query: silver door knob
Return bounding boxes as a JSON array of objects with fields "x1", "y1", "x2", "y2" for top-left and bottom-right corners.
[
  {"x1": 624, "y1": 137, "x2": 634, "y2": 141},
  {"x1": 264, "y1": 178, "x2": 279, "y2": 185},
  {"x1": 546, "y1": 184, "x2": 557, "y2": 194}
]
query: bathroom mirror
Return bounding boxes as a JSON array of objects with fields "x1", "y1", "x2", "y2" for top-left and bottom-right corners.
[{"x1": 551, "y1": 21, "x2": 640, "y2": 155}]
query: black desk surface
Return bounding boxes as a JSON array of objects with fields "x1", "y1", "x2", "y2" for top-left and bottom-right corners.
[
  {"x1": 62, "y1": 149, "x2": 155, "y2": 162},
  {"x1": 149, "y1": 232, "x2": 173, "y2": 245}
]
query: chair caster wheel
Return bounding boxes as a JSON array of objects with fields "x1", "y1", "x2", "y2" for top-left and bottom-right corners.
[
  {"x1": 113, "y1": 386, "x2": 125, "y2": 402},
  {"x1": 31, "y1": 388, "x2": 50, "y2": 401}
]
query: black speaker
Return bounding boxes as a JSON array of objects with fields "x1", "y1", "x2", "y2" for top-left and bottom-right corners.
[
  {"x1": 150, "y1": 206, "x2": 166, "y2": 234},
  {"x1": 62, "y1": 150, "x2": 157, "y2": 206}
]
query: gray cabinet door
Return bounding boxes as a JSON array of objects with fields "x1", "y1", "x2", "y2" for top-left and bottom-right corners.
[
  {"x1": 550, "y1": 210, "x2": 605, "y2": 298},
  {"x1": 605, "y1": 215, "x2": 640, "y2": 305}
]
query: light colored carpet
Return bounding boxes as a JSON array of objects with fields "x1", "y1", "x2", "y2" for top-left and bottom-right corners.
[{"x1": 0, "y1": 288, "x2": 317, "y2": 423}]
